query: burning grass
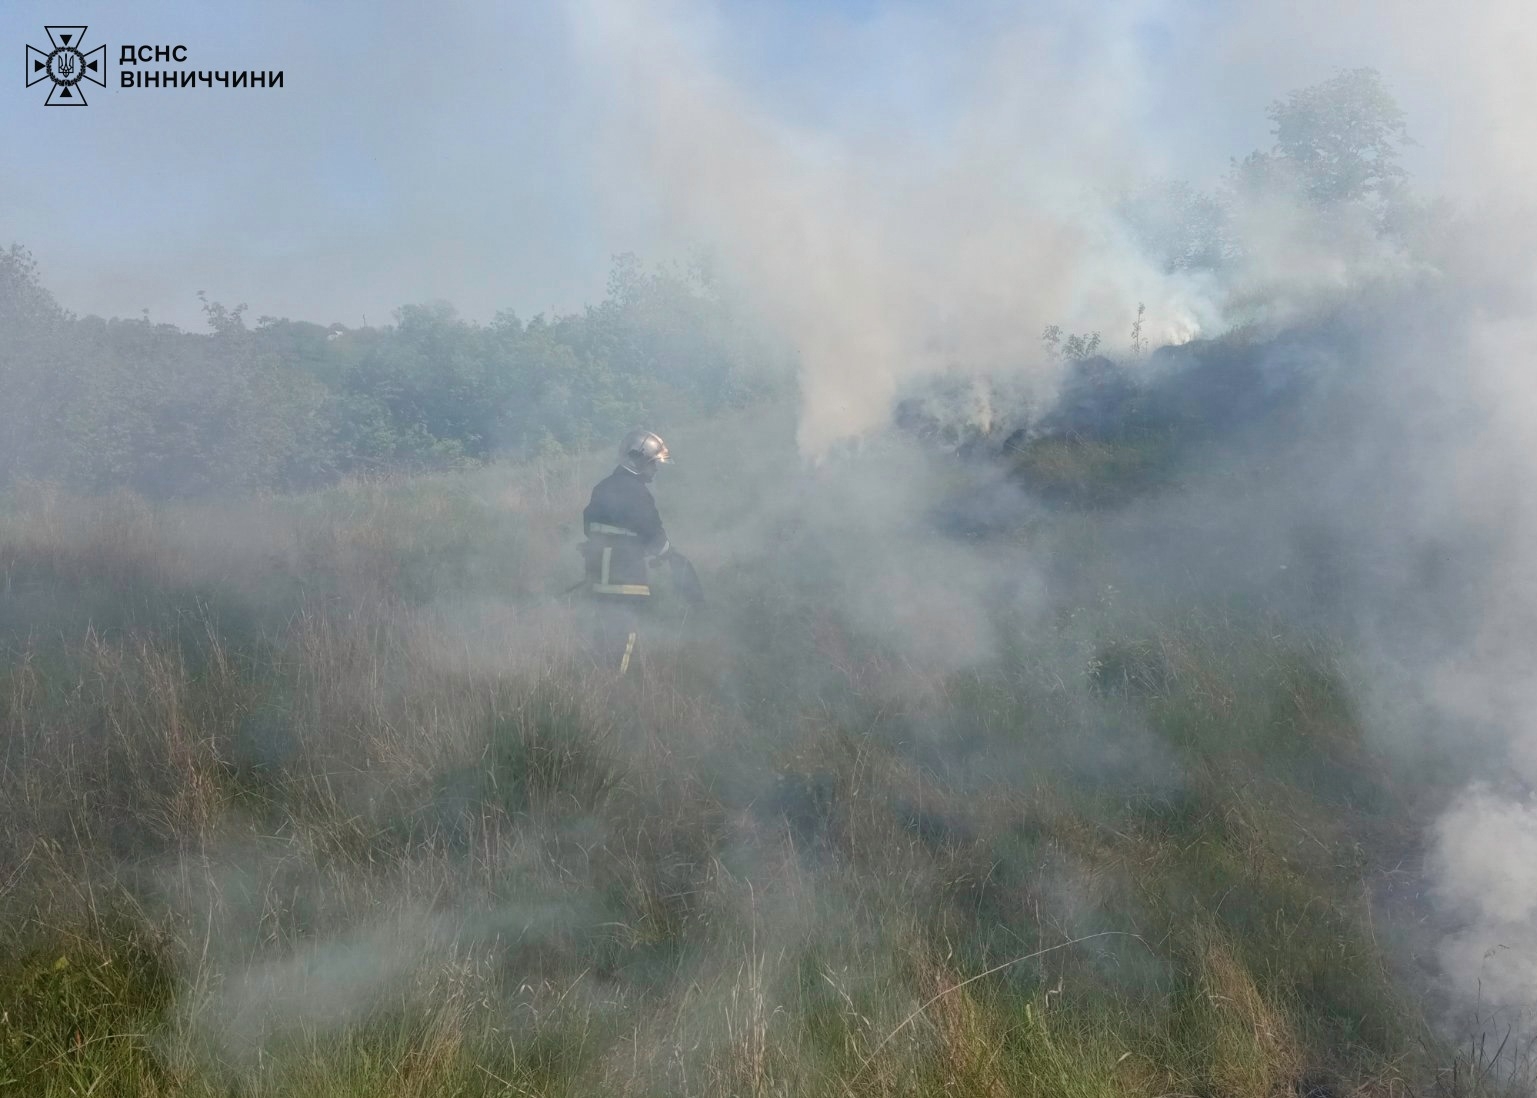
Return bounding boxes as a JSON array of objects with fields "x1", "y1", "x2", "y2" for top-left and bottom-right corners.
[{"x1": 0, "y1": 466, "x2": 1523, "y2": 1096}]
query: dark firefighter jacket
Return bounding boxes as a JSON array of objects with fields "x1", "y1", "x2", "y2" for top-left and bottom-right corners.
[{"x1": 582, "y1": 466, "x2": 670, "y2": 598}]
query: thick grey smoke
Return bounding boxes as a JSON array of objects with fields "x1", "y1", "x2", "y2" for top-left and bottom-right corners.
[
  {"x1": 564, "y1": 0, "x2": 1530, "y2": 455},
  {"x1": 14, "y1": 0, "x2": 1537, "y2": 1074},
  {"x1": 571, "y1": 0, "x2": 1228, "y2": 453},
  {"x1": 566, "y1": 0, "x2": 1537, "y2": 1024}
]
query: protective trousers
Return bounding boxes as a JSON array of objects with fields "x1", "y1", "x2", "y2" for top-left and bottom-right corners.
[{"x1": 592, "y1": 597, "x2": 644, "y2": 675}]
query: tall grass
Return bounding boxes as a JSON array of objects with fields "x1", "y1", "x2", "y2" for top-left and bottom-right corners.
[{"x1": 0, "y1": 460, "x2": 1523, "y2": 1096}]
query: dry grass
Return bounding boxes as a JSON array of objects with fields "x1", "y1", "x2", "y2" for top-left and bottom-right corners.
[{"x1": 0, "y1": 463, "x2": 1514, "y2": 1096}]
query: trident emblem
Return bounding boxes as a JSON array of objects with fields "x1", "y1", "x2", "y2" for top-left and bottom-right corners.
[{"x1": 25, "y1": 26, "x2": 106, "y2": 106}]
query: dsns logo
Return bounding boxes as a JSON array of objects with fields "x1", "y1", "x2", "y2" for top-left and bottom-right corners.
[{"x1": 26, "y1": 26, "x2": 105, "y2": 105}]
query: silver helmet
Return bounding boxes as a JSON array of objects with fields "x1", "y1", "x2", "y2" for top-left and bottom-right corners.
[{"x1": 618, "y1": 429, "x2": 671, "y2": 474}]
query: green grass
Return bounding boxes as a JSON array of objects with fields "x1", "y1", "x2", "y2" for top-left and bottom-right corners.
[
  {"x1": 1007, "y1": 431, "x2": 1180, "y2": 507},
  {"x1": 0, "y1": 457, "x2": 1526, "y2": 1096}
]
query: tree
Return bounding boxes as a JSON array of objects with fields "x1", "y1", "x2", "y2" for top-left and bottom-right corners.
[
  {"x1": 1118, "y1": 179, "x2": 1235, "y2": 272},
  {"x1": 0, "y1": 246, "x2": 70, "y2": 483},
  {"x1": 1235, "y1": 68, "x2": 1412, "y2": 208},
  {"x1": 0, "y1": 247, "x2": 785, "y2": 496}
]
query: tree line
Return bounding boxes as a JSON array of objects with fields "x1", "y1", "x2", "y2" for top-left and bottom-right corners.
[
  {"x1": 1117, "y1": 67, "x2": 1422, "y2": 275},
  {"x1": 1, "y1": 69, "x2": 1419, "y2": 498},
  {"x1": 0, "y1": 250, "x2": 785, "y2": 497}
]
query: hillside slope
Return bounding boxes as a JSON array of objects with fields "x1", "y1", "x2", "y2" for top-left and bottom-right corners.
[{"x1": 0, "y1": 384, "x2": 1522, "y2": 1095}]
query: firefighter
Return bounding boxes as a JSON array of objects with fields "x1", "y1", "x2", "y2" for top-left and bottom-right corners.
[{"x1": 582, "y1": 429, "x2": 676, "y2": 674}]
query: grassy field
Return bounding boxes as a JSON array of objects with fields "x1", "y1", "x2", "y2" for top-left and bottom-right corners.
[{"x1": 0, "y1": 428, "x2": 1528, "y2": 1096}]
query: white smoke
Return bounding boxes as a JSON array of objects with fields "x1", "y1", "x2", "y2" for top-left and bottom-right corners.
[
  {"x1": 570, "y1": 0, "x2": 1230, "y2": 455},
  {"x1": 569, "y1": 0, "x2": 1537, "y2": 1020}
]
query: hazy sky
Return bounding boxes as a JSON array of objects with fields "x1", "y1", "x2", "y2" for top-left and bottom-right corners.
[{"x1": 0, "y1": 0, "x2": 1470, "y2": 331}]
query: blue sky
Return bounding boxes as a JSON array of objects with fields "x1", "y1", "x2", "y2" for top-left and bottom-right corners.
[
  {"x1": 3, "y1": 1, "x2": 609, "y2": 327},
  {"x1": 1, "y1": 0, "x2": 1446, "y2": 331}
]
